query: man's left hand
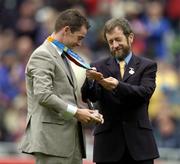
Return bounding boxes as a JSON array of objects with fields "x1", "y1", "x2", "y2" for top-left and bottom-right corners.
[{"x1": 98, "y1": 77, "x2": 119, "y2": 91}]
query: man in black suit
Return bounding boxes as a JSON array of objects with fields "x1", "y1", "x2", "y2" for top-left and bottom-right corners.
[{"x1": 81, "y1": 18, "x2": 159, "y2": 164}]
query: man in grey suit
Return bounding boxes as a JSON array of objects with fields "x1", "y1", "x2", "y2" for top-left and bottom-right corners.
[{"x1": 19, "y1": 9, "x2": 103, "y2": 164}]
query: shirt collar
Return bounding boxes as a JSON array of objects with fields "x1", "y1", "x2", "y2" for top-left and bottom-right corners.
[
  {"x1": 50, "y1": 42, "x2": 63, "y2": 56},
  {"x1": 125, "y1": 52, "x2": 132, "y2": 65}
]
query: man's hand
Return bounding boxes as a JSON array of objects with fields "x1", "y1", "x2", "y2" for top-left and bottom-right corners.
[
  {"x1": 75, "y1": 108, "x2": 104, "y2": 124},
  {"x1": 86, "y1": 67, "x2": 104, "y2": 81},
  {"x1": 89, "y1": 110, "x2": 104, "y2": 124},
  {"x1": 98, "y1": 77, "x2": 119, "y2": 91}
]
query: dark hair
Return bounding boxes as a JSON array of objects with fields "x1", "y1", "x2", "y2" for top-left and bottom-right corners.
[
  {"x1": 54, "y1": 9, "x2": 90, "y2": 33},
  {"x1": 103, "y1": 18, "x2": 133, "y2": 40}
]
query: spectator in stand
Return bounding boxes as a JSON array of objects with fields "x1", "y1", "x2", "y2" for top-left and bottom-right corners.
[
  {"x1": 154, "y1": 110, "x2": 180, "y2": 148},
  {"x1": 142, "y1": 1, "x2": 172, "y2": 60}
]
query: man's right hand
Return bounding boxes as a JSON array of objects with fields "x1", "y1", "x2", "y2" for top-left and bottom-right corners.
[
  {"x1": 86, "y1": 67, "x2": 104, "y2": 81},
  {"x1": 75, "y1": 108, "x2": 104, "y2": 124}
]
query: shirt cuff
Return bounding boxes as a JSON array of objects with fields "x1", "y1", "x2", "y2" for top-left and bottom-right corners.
[
  {"x1": 61, "y1": 104, "x2": 77, "y2": 120},
  {"x1": 67, "y1": 104, "x2": 77, "y2": 115}
]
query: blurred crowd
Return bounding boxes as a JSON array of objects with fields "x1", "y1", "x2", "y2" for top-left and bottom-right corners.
[{"x1": 0, "y1": 0, "x2": 180, "y2": 151}]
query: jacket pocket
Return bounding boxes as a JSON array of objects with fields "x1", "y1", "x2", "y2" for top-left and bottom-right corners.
[
  {"x1": 41, "y1": 116, "x2": 65, "y2": 125},
  {"x1": 93, "y1": 122, "x2": 111, "y2": 135},
  {"x1": 138, "y1": 119, "x2": 152, "y2": 130},
  {"x1": 42, "y1": 120, "x2": 65, "y2": 125},
  {"x1": 41, "y1": 109, "x2": 66, "y2": 125}
]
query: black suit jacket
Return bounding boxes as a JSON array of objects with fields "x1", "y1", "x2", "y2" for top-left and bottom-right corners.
[{"x1": 81, "y1": 54, "x2": 159, "y2": 163}]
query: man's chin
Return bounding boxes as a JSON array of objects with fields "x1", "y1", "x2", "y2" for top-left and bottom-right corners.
[
  {"x1": 114, "y1": 54, "x2": 123, "y2": 59},
  {"x1": 70, "y1": 45, "x2": 78, "y2": 50},
  {"x1": 113, "y1": 53, "x2": 128, "y2": 61}
]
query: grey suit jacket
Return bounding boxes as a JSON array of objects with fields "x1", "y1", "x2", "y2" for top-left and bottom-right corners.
[{"x1": 19, "y1": 40, "x2": 86, "y2": 158}]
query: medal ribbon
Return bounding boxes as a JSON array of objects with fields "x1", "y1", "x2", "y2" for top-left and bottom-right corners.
[{"x1": 47, "y1": 36, "x2": 91, "y2": 69}]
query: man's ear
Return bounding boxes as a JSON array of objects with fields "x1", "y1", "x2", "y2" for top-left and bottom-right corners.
[
  {"x1": 64, "y1": 26, "x2": 71, "y2": 34},
  {"x1": 129, "y1": 33, "x2": 134, "y2": 44}
]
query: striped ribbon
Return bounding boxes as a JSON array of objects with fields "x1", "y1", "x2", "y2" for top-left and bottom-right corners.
[{"x1": 47, "y1": 36, "x2": 91, "y2": 69}]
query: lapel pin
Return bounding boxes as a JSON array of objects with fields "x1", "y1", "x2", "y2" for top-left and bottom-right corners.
[{"x1": 129, "y1": 67, "x2": 135, "y2": 75}]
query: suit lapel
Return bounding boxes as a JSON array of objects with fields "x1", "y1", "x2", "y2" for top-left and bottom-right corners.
[
  {"x1": 123, "y1": 55, "x2": 140, "y2": 82},
  {"x1": 106, "y1": 57, "x2": 121, "y2": 80},
  {"x1": 43, "y1": 40, "x2": 75, "y2": 87}
]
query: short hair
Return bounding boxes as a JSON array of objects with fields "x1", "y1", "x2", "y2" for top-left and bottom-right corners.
[
  {"x1": 103, "y1": 18, "x2": 133, "y2": 40},
  {"x1": 54, "y1": 9, "x2": 90, "y2": 33}
]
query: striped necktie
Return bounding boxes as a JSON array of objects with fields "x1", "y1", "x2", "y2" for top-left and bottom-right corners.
[{"x1": 119, "y1": 60, "x2": 126, "y2": 78}]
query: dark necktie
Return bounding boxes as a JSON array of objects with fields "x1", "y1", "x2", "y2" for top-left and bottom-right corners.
[{"x1": 61, "y1": 53, "x2": 73, "y2": 80}]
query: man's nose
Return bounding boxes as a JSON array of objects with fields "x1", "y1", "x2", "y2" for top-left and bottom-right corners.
[{"x1": 112, "y1": 41, "x2": 119, "y2": 48}]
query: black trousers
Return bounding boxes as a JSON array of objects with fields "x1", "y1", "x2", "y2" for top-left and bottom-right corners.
[{"x1": 96, "y1": 148, "x2": 153, "y2": 164}]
